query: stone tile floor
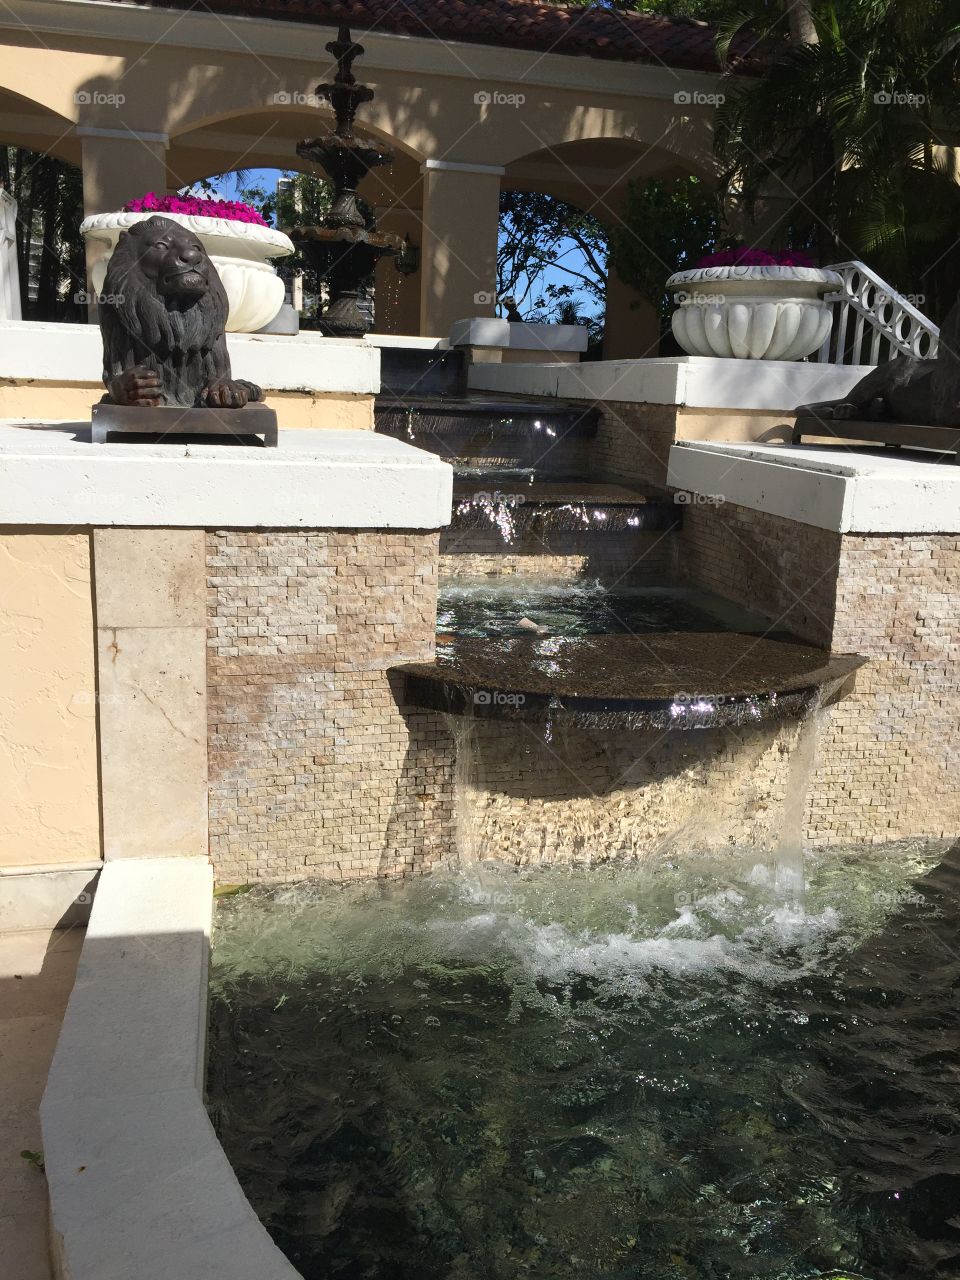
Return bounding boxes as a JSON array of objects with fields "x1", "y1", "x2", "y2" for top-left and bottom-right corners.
[{"x1": 0, "y1": 927, "x2": 83, "y2": 1280}]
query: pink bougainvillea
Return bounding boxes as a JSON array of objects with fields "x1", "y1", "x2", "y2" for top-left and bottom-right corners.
[
  {"x1": 695, "y1": 247, "x2": 817, "y2": 268},
  {"x1": 122, "y1": 193, "x2": 269, "y2": 226}
]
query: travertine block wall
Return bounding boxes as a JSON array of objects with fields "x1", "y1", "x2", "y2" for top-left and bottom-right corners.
[
  {"x1": 678, "y1": 502, "x2": 960, "y2": 846},
  {"x1": 206, "y1": 529, "x2": 454, "y2": 884},
  {"x1": 593, "y1": 402, "x2": 678, "y2": 491},
  {"x1": 94, "y1": 528, "x2": 209, "y2": 860}
]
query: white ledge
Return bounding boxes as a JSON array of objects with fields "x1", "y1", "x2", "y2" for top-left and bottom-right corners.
[
  {"x1": 0, "y1": 321, "x2": 380, "y2": 395},
  {"x1": 0, "y1": 424, "x2": 452, "y2": 528},
  {"x1": 422, "y1": 159, "x2": 506, "y2": 176},
  {"x1": 450, "y1": 317, "x2": 588, "y2": 353},
  {"x1": 668, "y1": 440, "x2": 960, "y2": 533},
  {"x1": 41, "y1": 857, "x2": 302, "y2": 1280},
  {"x1": 468, "y1": 355, "x2": 874, "y2": 412}
]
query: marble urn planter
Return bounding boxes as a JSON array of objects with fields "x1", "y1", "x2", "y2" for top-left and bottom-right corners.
[
  {"x1": 666, "y1": 265, "x2": 843, "y2": 360},
  {"x1": 81, "y1": 211, "x2": 295, "y2": 333}
]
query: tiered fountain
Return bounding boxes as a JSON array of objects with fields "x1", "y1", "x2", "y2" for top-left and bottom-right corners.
[{"x1": 293, "y1": 24, "x2": 402, "y2": 337}]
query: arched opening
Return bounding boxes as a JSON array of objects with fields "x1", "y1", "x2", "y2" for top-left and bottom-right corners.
[
  {"x1": 1, "y1": 145, "x2": 85, "y2": 322},
  {"x1": 497, "y1": 188, "x2": 607, "y2": 356},
  {"x1": 0, "y1": 89, "x2": 85, "y2": 321},
  {"x1": 504, "y1": 139, "x2": 722, "y2": 359}
]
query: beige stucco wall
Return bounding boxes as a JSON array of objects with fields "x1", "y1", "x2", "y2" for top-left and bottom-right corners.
[
  {"x1": 0, "y1": 530, "x2": 100, "y2": 867},
  {"x1": 0, "y1": 383, "x2": 375, "y2": 430}
]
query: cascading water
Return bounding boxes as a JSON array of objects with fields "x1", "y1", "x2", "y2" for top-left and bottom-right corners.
[{"x1": 438, "y1": 702, "x2": 828, "y2": 874}]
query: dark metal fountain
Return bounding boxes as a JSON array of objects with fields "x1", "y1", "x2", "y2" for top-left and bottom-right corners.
[{"x1": 294, "y1": 24, "x2": 402, "y2": 337}]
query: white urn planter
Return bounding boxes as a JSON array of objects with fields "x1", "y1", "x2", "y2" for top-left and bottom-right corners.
[
  {"x1": 666, "y1": 265, "x2": 843, "y2": 360},
  {"x1": 80, "y1": 210, "x2": 295, "y2": 333}
]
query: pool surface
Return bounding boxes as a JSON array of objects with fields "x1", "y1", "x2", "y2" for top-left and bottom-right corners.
[
  {"x1": 208, "y1": 843, "x2": 959, "y2": 1280},
  {"x1": 437, "y1": 579, "x2": 774, "y2": 647}
]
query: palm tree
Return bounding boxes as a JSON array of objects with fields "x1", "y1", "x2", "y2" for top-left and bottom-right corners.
[{"x1": 714, "y1": 0, "x2": 960, "y2": 317}]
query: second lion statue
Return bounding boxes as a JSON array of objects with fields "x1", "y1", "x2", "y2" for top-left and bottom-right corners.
[
  {"x1": 98, "y1": 214, "x2": 264, "y2": 410},
  {"x1": 798, "y1": 293, "x2": 960, "y2": 428}
]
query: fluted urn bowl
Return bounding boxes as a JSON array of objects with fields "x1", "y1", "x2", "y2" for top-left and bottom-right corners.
[
  {"x1": 81, "y1": 211, "x2": 295, "y2": 333},
  {"x1": 666, "y1": 265, "x2": 843, "y2": 360}
]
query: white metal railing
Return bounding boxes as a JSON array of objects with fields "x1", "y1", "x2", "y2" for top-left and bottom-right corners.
[{"x1": 815, "y1": 260, "x2": 939, "y2": 365}]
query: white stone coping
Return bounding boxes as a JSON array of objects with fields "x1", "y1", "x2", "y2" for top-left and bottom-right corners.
[
  {"x1": 364, "y1": 333, "x2": 448, "y2": 350},
  {"x1": 40, "y1": 857, "x2": 303, "y2": 1280},
  {"x1": 668, "y1": 440, "x2": 960, "y2": 533},
  {"x1": 0, "y1": 321, "x2": 381, "y2": 395},
  {"x1": 0, "y1": 424, "x2": 453, "y2": 528},
  {"x1": 468, "y1": 354, "x2": 875, "y2": 412},
  {"x1": 0, "y1": 863, "x2": 99, "y2": 931},
  {"x1": 450, "y1": 317, "x2": 588, "y2": 353}
]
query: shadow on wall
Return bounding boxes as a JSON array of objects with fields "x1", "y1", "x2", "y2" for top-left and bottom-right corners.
[{"x1": 392, "y1": 710, "x2": 817, "y2": 866}]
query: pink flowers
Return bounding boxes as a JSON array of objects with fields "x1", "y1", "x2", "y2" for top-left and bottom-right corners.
[
  {"x1": 122, "y1": 193, "x2": 268, "y2": 226},
  {"x1": 695, "y1": 247, "x2": 816, "y2": 268}
]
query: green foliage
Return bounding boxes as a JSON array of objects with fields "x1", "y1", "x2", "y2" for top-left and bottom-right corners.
[
  {"x1": 20, "y1": 1149, "x2": 44, "y2": 1172},
  {"x1": 497, "y1": 190, "x2": 608, "y2": 342},
  {"x1": 715, "y1": 0, "x2": 960, "y2": 319},
  {"x1": 609, "y1": 176, "x2": 727, "y2": 327},
  {"x1": 1, "y1": 147, "x2": 85, "y2": 321},
  {"x1": 233, "y1": 171, "x2": 332, "y2": 232}
]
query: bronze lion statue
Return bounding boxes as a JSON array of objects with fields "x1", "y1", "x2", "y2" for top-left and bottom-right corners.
[
  {"x1": 99, "y1": 215, "x2": 263, "y2": 410},
  {"x1": 798, "y1": 293, "x2": 960, "y2": 428}
]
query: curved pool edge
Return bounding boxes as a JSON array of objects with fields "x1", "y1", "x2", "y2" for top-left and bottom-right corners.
[{"x1": 39, "y1": 857, "x2": 303, "y2": 1280}]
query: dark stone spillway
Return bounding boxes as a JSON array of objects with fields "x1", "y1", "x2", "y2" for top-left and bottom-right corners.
[
  {"x1": 375, "y1": 397, "x2": 599, "y2": 440},
  {"x1": 394, "y1": 633, "x2": 864, "y2": 731},
  {"x1": 452, "y1": 478, "x2": 679, "y2": 536}
]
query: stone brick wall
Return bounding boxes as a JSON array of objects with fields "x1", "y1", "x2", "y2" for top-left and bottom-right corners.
[
  {"x1": 592, "y1": 401, "x2": 678, "y2": 490},
  {"x1": 206, "y1": 530, "x2": 454, "y2": 884},
  {"x1": 440, "y1": 527, "x2": 678, "y2": 581},
  {"x1": 807, "y1": 534, "x2": 960, "y2": 845},
  {"x1": 676, "y1": 501, "x2": 960, "y2": 847},
  {"x1": 678, "y1": 502, "x2": 841, "y2": 646}
]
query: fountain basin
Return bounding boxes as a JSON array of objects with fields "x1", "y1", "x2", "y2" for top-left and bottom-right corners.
[{"x1": 395, "y1": 632, "x2": 864, "y2": 730}]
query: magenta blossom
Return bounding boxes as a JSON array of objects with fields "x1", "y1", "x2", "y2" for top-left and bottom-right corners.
[
  {"x1": 122, "y1": 193, "x2": 269, "y2": 227},
  {"x1": 695, "y1": 247, "x2": 816, "y2": 269}
]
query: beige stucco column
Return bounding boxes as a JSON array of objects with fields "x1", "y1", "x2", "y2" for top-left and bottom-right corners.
[
  {"x1": 374, "y1": 206, "x2": 423, "y2": 336},
  {"x1": 603, "y1": 264, "x2": 661, "y2": 360},
  {"x1": 79, "y1": 127, "x2": 170, "y2": 216},
  {"x1": 419, "y1": 160, "x2": 503, "y2": 339},
  {"x1": 79, "y1": 127, "x2": 170, "y2": 314}
]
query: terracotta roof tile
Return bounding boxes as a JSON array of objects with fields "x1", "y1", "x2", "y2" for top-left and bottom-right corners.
[{"x1": 111, "y1": 0, "x2": 762, "y2": 74}]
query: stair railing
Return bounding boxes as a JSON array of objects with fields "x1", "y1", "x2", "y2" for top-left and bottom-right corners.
[{"x1": 814, "y1": 260, "x2": 939, "y2": 364}]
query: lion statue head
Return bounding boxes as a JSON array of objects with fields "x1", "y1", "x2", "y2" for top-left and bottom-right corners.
[{"x1": 99, "y1": 215, "x2": 234, "y2": 408}]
